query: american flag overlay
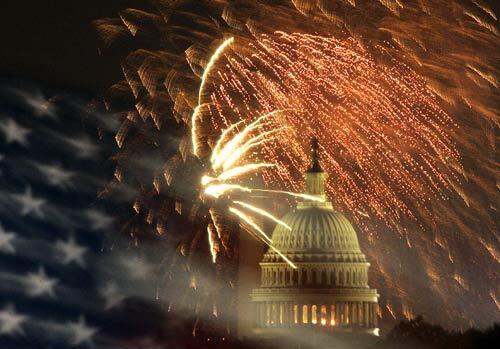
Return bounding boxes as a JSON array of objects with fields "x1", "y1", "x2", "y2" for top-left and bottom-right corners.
[{"x1": 0, "y1": 82, "x2": 172, "y2": 349}]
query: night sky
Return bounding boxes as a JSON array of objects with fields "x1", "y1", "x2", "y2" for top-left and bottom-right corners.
[
  {"x1": 0, "y1": 0, "x2": 147, "y2": 92},
  {"x1": 2, "y1": 0, "x2": 499, "y2": 92}
]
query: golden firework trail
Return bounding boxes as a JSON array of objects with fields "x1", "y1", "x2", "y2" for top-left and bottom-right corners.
[
  {"x1": 191, "y1": 37, "x2": 234, "y2": 157},
  {"x1": 211, "y1": 110, "x2": 285, "y2": 170},
  {"x1": 233, "y1": 201, "x2": 291, "y2": 230},
  {"x1": 200, "y1": 113, "x2": 323, "y2": 268},
  {"x1": 229, "y1": 207, "x2": 297, "y2": 269},
  {"x1": 228, "y1": 207, "x2": 273, "y2": 244},
  {"x1": 207, "y1": 223, "x2": 217, "y2": 263}
]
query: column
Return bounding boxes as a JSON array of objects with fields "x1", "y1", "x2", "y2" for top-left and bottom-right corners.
[
  {"x1": 344, "y1": 302, "x2": 349, "y2": 325},
  {"x1": 282, "y1": 302, "x2": 287, "y2": 327},
  {"x1": 264, "y1": 302, "x2": 269, "y2": 327},
  {"x1": 349, "y1": 300, "x2": 354, "y2": 325},
  {"x1": 335, "y1": 302, "x2": 340, "y2": 326},
  {"x1": 256, "y1": 303, "x2": 261, "y2": 327},
  {"x1": 302, "y1": 304, "x2": 308, "y2": 325},
  {"x1": 269, "y1": 302, "x2": 274, "y2": 326},
  {"x1": 311, "y1": 304, "x2": 316, "y2": 324},
  {"x1": 358, "y1": 302, "x2": 362, "y2": 326},
  {"x1": 361, "y1": 302, "x2": 364, "y2": 325},
  {"x1": 316, "y1": 304, "x2": 322, "y2": 325},
  {"x1": 288, "y1": 302, "x2": 293, "y2": 327},
  {"x1": 307, "y1": 303, "x2": 312, "y2": 325},
  {"x1": 273, "y1": 302, "x2": 279, "y2": 326},
  {"x1": 351, "y1": 302, "x2": 356, "y2": 325},
  {"x1": 368, "y1": 303, "x2": 374, "y2": 327},
  {"x1": 326, "y1": 304, "x2": 331, "y2": 327},
  {"x1": 367, "y1": 303, "x2": 372, "y2": 327},
  {"x1": 260, "y1": 303, "x2": 266, "y2": 327},
  {"x1": 372, "y1": 303, "x2": 377, "y2": 327},
  {"x1": 284, "y1": 302, "x2": 288, "y2": 326},
  {"x1": 297, "y1": 303, "x2": 303, "y2": 325},
  {"x1": 345, "y1": 302, "x2": 350, "y2": 325},
  {"x1": 358, "y1": 302, "x2": 362, "y2": 325},
  {"x1": 278, "y1": 302, "x2": 282, "y2": 326},
  {"x1": 261, "y1": 302, "x2": 265, "y2": 327},
  {"x1": 365, "y1": 302, "x2": 370, "y2": 327},
  {"x1": 252, "y1": 303, "x2": 257, "y2": 327},
  {"x1": 363, "y1": 302, "x2": 368, "y2": 327},
  {"x1": 366, "y1": 302, "x2": 371, "y2": 326}
]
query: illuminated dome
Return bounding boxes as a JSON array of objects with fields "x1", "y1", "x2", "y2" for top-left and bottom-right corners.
[
  {"x1": 250, "y1": 139, "x2": 379, "y2": 336},
  {"x1": 265, "y1": 208, "x2": 367, "y2": 263}
]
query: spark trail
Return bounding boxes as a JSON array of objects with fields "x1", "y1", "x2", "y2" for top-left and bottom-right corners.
[{"x1": 201, "y1": 113, "x2": 324, "y2": 269}]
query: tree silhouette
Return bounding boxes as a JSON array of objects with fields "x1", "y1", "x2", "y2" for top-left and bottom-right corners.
[{"x1": 375, "y1": 316, "x2": 500, "y2": 349}]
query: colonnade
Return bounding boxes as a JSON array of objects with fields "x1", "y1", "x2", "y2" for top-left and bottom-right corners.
[
  {"x1": 261, "y1": 266, "x2": 368, "y2": 287},
  {"x1": 255, "y1": 301, "x2": 377, "y2": 328}
]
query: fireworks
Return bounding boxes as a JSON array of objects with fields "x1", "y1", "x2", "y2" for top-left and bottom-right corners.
[
  {"x1": 201, "y1": 112, "x2": 326, "y2": 268},
  {"x1": 202, "y1": 31, "x2": 460, "y2": 234},
  {"x1": 192, "y1": 37, "x2": 235, "y2": 156},
  {"x1": 95, "y1": 0, "x2": 499, "y2": 331}
]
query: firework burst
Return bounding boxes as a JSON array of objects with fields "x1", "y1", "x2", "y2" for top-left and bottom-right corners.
[
  {"x1": 94, "y1": 0, "x2": 499, "y2": 331},
  {"x1": 200, "y1": 31, "x2": 461, "y2": 235},
  {"x1": 200, "y1": 111, "x2": 328, "y2": 269}
]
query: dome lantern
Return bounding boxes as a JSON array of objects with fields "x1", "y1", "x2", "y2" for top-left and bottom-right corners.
[
  {"x1": 307, "y1": 137, "x2": 323, "y2": 173},
  {"x1": 304, "y1": 138, "x2": 328, "y2": 204}
]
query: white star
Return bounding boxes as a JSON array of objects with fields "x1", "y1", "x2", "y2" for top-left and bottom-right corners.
[
  {"x1": 54, "y1": 235, "x2": 87, "y2": 267},
  {"x1": 0, "y1": 119, "x2": 31, "y2": 146},
  {"x1": 8, "y1": 87, "x2": 57, "y2": 119},
  {"x1": 12, "y1": 186, "x2": 46, "y2": 217},
  {"x1": 66, "y1": 315, "x2": 97, "y2": 346},
  {"x1": 0, "y1": 304, "x2": 27, "y2": 336},
  {"x1": 0, "y1": 223, "x2": 16, "y2": 254},
  {"x1": 121, "y1": 256, "x2": 152, "y2": 280},
  {"x1": 100, "y1": 282, "x2": 125, "y2": 310},
  {"x1": 35, "y1": 163, "x2": 75, "y2": 189},
  {"x1": 84, "y1": 209, "x2": 114, "y2": 231},
  {"x1": 24, "y1": 92, "x2": 57, "y2": 119},
  {"x1": 63, "y1": 135, "x2": 99, "y2": 158},
  {"x1": 24, "y1": 266, "x2": 58, "y2": 298}
]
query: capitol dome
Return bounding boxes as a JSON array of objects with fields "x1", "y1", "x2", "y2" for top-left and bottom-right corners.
[
  {"x1": 265, "y1": 207, "x2": 367, "y2": 263},
  {"x1": 250, "y1": 139, "x2": 379, "y2": 335}
]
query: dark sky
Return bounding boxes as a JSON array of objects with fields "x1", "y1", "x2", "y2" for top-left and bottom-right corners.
[
  {"x1": 0, "y1": 0, "x2": 148, "y2": 93},
  {"x1": 1, "y1": 0, "x2": 499, "y2": 94}
]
